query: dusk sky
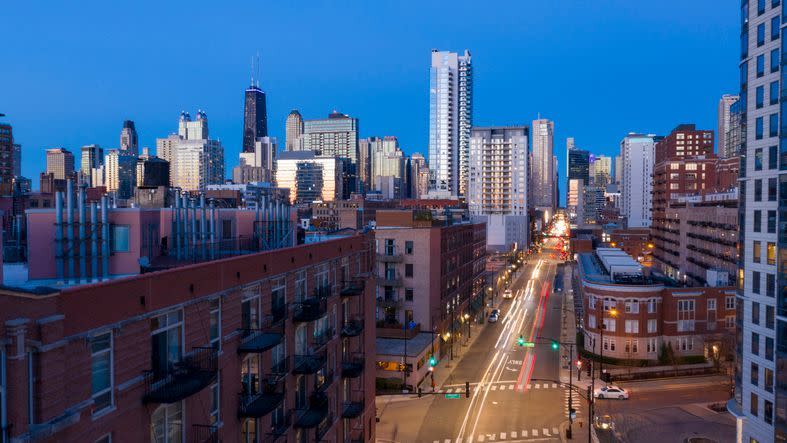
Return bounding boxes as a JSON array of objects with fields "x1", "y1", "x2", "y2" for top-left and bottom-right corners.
[{"x1": 3, "y1": 1, "x2": 738, "y2": 202}]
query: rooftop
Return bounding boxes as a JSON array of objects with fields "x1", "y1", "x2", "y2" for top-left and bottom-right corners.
[{"x1": 376, "y1": 332, "x2": 435, "y2": 357}]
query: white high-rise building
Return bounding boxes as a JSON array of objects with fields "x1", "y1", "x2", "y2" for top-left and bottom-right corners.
[
  {"x1": 590, "y1": 155, "x2": 613, "y2": 187},
  {"x1": 619, "y1": 134, "x2": 656, "y2": 228},
  {"x1": 80, "y1": 144, "x2": 104, "y2": 187},
  {"x1": 233, "y1": 136, "x2": 276, "y2": 184},
  {"x1": 531, "y1": 118, "x2": 555, "y2": 220},
  {"x1": 370, "y1": 136, "x2": 406, "y2": 198},
  {"x1": 285, "y1": 110, "x2": 304, "y2": 152},
  {"x1": 428, "y1": 49, "x2": 472, "y2": 196},
  {"x1": 468, "y1": 126, "x2": 528, "y2": 251},
  {"x1": 104, "y1": 149, "x2": 137, "y2": 199},
  {"x1": 718, "y1": 94, "x2": 740, "y2": 158},
  {"x1": 731, "y1": 1, "x2": 783, "y2": 441},
  {"x1": 614, "y1": 155, "x2": 623, "y2": 185},
  {"x1": 158, "y1": 111, "x2": 225, "y2": 191}
]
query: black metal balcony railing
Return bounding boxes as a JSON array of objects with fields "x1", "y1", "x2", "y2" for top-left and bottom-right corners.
[
  {"x1": 376, "y1": 295, "x2": 402, "y2": 309},
  {"x1": 292, "y1": 297, "x2": 329, "y2": 322},
  {"x1": 143, "y1": 347, "x2": 218, "y2": 404},
  {"x1": 262, "y1": 411, "x2": 292, "y2": 443},
  {"x1": 238, "y1": 378, "x2": 286, "y2": 418},
  {"x1": 376, "y1": 273, "x2": 403, "y2": 287},
  {"x1": 341, "y1": 318, "x2": 364, "y2": 338},
  {"x1": 315, "y1": 369, "x2": 335, "y2": 393},
  {"x1": 342, "y1": 398, "x2": 365, "y2": 419},
  {"x1": 377, "y1": 252, "x2": 404, "y2": 263},
  {"x1": 312, "y1": 327, "x2": 335, "y2": 349},
  {"x1": 316, "y1": 411, "x2": 336, "y2": 441},
  {"x1": 271, "y1": 357, "x2": 289, "y2": 377},
  {"x1": 340, "y1": 281, "x2": 365, "y2": 297},
  {"x1": 341, "y1": 353, "x2": 365, "y2": 378},
  {"x1": 237, "y1": 310, "x2": 287, "y2": 354},
  {"x1": 192, "y1": 424, "x2": 219, "y2": 443},
  {"x1": 293, "y1": 351, "x2": 327, "y2": 375},
  {"x1": 294, "y1": 391, "x2": 331, "y2": 429}
]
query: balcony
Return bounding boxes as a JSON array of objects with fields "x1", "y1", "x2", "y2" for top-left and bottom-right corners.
[
  {"x1": 192, "y1": 424, "x2": 219, "y2": 443},
  {"x1": 377, "y1": 252, "x2": 404, "y2": 263},
  {"x1": 376, "y1": 273, "x2": 403, "y2": 287},
  {"x1": 312, "y1": 327, "x2": 336, "y2": 350},
  {"x1": 262, "y1": 411, "x2": 292, "y2": 443},
  {"x1": 340, "y1": 281, "x2": 365, "y2": 297},
  {"x1": 342, "y1": 398, "x2": 365, "y2": 419},
  {"x1": 294, "y1": 391, "x2": 331, "y2": 429},
  {"x1": 238, "y1": 377, "x2": 286, "y2": 418},
  {"x1": 376, "y1": 295, "x2": 402, "y2": 309},
  {"x1": 293, "y1": 351, "x2": 327, "y2": 375},
  {"x1": 237, "y1": 312, "x2": 286, "y2": 354},
  {"x1": 292, "y1": 296, "x2": 328, "y2": 322},
  {"x1": 341, "y1": 318, "x2": 364, "y2": 338},
  {"x1": 341, "y1": 353, "x2": 365, "y2": 378},
  {"x1": 270, "y1": 357, "x2": 290, "y2": 376},
  {"x1": 143, "y1": 346, "x2": 217, "y2": 404},
  {"x1": 315, "y1": 369, "x2": 335, "y2": 393}
]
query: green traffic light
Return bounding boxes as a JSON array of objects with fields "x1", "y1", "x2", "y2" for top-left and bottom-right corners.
[
  {"x1": 429, "y1": 356, "x2": 437, "y2": 366},
  {"x1": 551, "y1": 341, "x2": 559, "y2": 350},
  {"x1": 517, "y1": 336, "x2": 525, "y2": 346}
]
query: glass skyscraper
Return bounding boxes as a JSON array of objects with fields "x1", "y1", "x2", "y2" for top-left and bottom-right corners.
[{"x1": 242, "y1": 83, "x2": 268, "y2": 154}]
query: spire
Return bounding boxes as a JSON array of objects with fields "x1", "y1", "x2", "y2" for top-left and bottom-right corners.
[{"x1": 255, "y1": 51, "x2": 261, "y2": 88}]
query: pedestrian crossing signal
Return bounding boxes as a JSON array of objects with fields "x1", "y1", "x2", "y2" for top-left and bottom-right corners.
[
  {"x1": 517, "y1": 335, "x2": 525, "y2": 346},
  {"x1": 429, "y1": 355, "x2": 437, "y2": 367}
]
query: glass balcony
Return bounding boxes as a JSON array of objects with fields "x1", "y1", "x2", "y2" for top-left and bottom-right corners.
[
  {"x1": 238, "y1": 377, "x2": 286, "y2": 418},
  {"x1": 143, "y1": 346, "x2": 217, "y2": 404},
  {"x1": 341, "y1": 353, "x2": 365, "y2": 378}
]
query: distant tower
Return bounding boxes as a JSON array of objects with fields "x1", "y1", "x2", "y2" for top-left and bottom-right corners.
[
  {"x1": 286, "y1": 110, "x2": 304, "y2": 151},
  {"x1": 120, "y1": 120, "x2": 138, "y2": 155},
  {"x1": 242, "y1": 55, "x2": 268, "y2": 153}
]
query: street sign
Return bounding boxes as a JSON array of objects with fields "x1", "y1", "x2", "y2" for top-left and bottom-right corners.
[
  {"x1": 445, "y1": 393, "x2": 461, "y2": 399},
  {"x1": 523, "y1": 342, "x2": 535, "y2": 348}
]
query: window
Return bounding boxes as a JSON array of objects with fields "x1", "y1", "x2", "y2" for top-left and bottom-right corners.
[
  {"x1": 755, "y1": 178, "x2": 763, "y2": 201},
  {"x1": 754, "y1": 271, "x2": 765, "y2": 295},
  {"x1": 752, "y1": 362, "x2": 760, "y2": 386},
  {"x1": 210, "y1": 298, "x2": 221, "y2": 350},
  {"x1": 772, "y1": 48, "x2": 780, "y2": 73},
  {"x1": 647, "y1": 319, "x2": 657, "y2": 333},
  {"x1": 405, "y1": 288, "x2": 413, "y2": 301},
  {"x1": 755, "y1": 148, "x2": 764, "y2": 169},
  {"x1": 588, "y1": 315, "x2": 597, "y2": 329},
  {"x1": 405, "y1": 241, "x2": 414, "y2": 254},
  {"x1": 624, "y1": 320, "x2": 639, "y2": 333},
  {"x1": 210, "y1": 379, "x2": 220, "y2": 425},
  {"x1": 765, "y1": 400, "x2": 774, "y2": 424},
  {"x1": 91, "y1": 332, "x2": 113, "y2": 414},
  {"x1": 754, "y1": 240, "x2": 762, "y2": 263},
  {"x1": 771, "y1": 82, "x2": 780, "y2": 105},
  {"x1": 405, "y1": 263, "x2": 413, "y2": 278},
  {"x1": 769, "y1": 177, "x2": 777, "y2": 200},
  {"x1": 767, "y1": 210, "x2": 777, "y2": 233},
  {"x1": 624, "y1": 340, "x2": 638, "y2": 354},
  {"x1": 767, "y1": 242, "x2": 776, "y2": 265},
  {"x1": 241, "y1": 291, "x2": 260, "y2": 330},
  {"x1": 765, "y1": 367, "x2": 774, "y2": 392},
  {"x1": 726, "y1": 296, "x2": 736, "y2": 310},
  {"x1": 295, "y1": 270, "x2": 307, "y2": 301},
  {"x1": 751, "y1": 392, "x2": 759, "y2": 417},
  {"x1": 708, "y1": 299, "x2": 716, "y2": 311},
  {"x1": 678, "y1": 337, "x2": 693, "y2": 351},
  {"x1": 647, "y1": 338, "x2": 657, "y2": 353},
  {"x1": 766, "y1": 305, "x2": 775, "y2": 329},
  {"x1": 150, "y1": 311, "x2": 183, "y2": 376},
  {"x1": 769, "y1": 144, "x2": 778, "y2": 168},
  {"x1": 757, "y1": 54, "x2": 765, "y2": 77},
  {"x1": 603, "y1": 298, "x2": 616, "y2": 311},
  {"x1": 758, "y1": 23, "x2": 766, "y2": 46},
  {"x1": 625, "y1": 301, "x2": 639, "y2": 313},
  {"x1": 756, "y1": 117, "x2": 764, "y2": 139},
  {"x1": 110, "y1": 225, "x2": 130, "y2": 253},
  {"x1": 771, "y1": 113, "x2": 780, "y2": 137},
  {"x1": 773, "y1": 16, "x2": 781, "y2": 40},
  {"x1": 752, "y1": 332, "x2": 760, "y2": 356},
  {"x1": 242, "y1": 418, "x2": 257, "y2": 443},
  {"x1": 766, "y1": 336, "x2": 774, "y2": 360},
  {"x1": 221, "y1": 219, "x2": 232, "y2": 239},
  {"x1": 677, "y1": 300, "x2": 695, "y2": 332},
  {"x1": 647, "y1": 298, "x2": 657, "y2": 313},
  {"x1": 589, "y1": 296, "x2": 596, "y2": 309},
  {"x1": 754, "y1": 210, "x2": 762, "y2": 232},
  {"x1": 766, "y1": 273, "x2": 776, "y2": 296},
  {"x1": 758, "y1": 0, "x2": 766, "y2": 14},
  {"x1": 603, "y1": 318, "x2": 616, "y2": 332},
  {"x1": 753, "y1": 301, "x2": 761, "y2": 324},
  {"x1": 151, "y1": 402, "x2": 183, "y2": 443}
]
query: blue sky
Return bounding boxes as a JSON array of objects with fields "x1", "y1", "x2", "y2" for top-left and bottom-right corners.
[{"x1": 2, "y1": 1, "x2": 738, "y2": 203}]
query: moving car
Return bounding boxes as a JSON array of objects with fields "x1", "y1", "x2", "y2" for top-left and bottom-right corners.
[
  {"x1": 503, "y1": 289, "x2": 513, "y2": 299},
  {"x1": 594, "y1": 385, "x2": 629, "y2": 399},
  {"x1": 488, "y1": 312, "x2": 499, "y2": 323},
  {"x1": 593, "y1": 414, "x2": 615, "y2": 431}
]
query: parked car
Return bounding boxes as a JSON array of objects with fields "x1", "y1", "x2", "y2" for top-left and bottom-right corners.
[
  {"x1": 593, "y1": 414, "x2": 615, "y2": 431},
  {"x1": 488, "y1": 313, "x2": 499, "y2": 323},
  {"x1": 503, "y1": 289, "x2": 513, "y2": 299},
  {"x1": 594, "y1": 385, "x2": 629, "y2": 399}
]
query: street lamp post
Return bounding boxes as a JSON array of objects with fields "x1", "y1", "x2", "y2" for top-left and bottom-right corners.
[{"x1": 464, "y1": 313, "x2": 471, "y2": 340}]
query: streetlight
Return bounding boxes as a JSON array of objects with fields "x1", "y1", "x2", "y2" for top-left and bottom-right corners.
[
  {"x1": 464, "y1": 313, "x2": 471, "y2": 340},
  {"x1": 600, "y1": 308, "x2": 618, "y2": 381}
]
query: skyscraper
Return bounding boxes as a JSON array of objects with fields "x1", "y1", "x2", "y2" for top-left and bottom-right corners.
[
  {"x1": 409, "y1": 152, "x2": 429, "y2": 199},
  {"x1": 370, "y1": 136, "x2": 406, "y2": 198},
  {"x1": 242, "y1": 77, "x2": 268, "y2": 153},
  {"x1": 567, "y1": 148, "x2": 590, "y2": 183},
  {"x1": 718, "y1": 94, "x2": 740, "y2": 158},
  {"x1": 45, "y1": 148, "x2": 75, "y2": 181},
  {"x1": 0, "y1": 120, "x2": 15, "y2": 183},
  {"x1": 468, "y1": 126, "x2": 529, "y2": 251},
  {"x1": 168, "y1": 111, "x2": 225, "y2": 191},
  {"x1": 80, "y1": 144, "x2": 104, "y2": 187},
  {"x1": 590, "y1": 155, "x2": 612, "y2": 187},
  {"x1": 119, "y1": 120, "x2": 138, "y2": 155},
  {"x1": 302, "y1": 111, "x2": 359, "y2": 161},
  {"x1": 285, "y1": 110, "x2": 303, "y2": 151},
  {"x1": 105, "y1": 149, "x2": 137, "y2": 199},
  {"x1": 732, "y1": 2, "x2": 784, "y2": 441},
  {"x1": 233, "y1": 136, "x2": 276, "y2": 184},
  {"x1": 428, "y1": 49, "x2": 472, "y2": 196},
  {"x1": 619, "y1": 134, "x2": 657, "y2": 228},
  {"x1": 531, "y1": 118, "x2": 555, "y2": 217},
  {"x1": 358, "y1": 137, "x2": 373, "y2": 193},
  {"x1": 614, "y1": 155, "x2": 623, "y2": 185}
]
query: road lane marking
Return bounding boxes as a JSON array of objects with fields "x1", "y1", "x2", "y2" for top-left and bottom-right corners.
[
  {"x1": 511, "y1": 431, "x2": 517, "y2": 438},
  {"x1": 553, "y1": 427, "x2": 559, "y2": 435},
  {"x1": 532, "y1": 429, "x2": 538, "y2": 437},
  {"x1": 543, "y1": 428, "x2": 549, "y2": 436},
  {"x1": 552, "y1": 383, "x2": 557, "y2": 388},
  {"x1": 521, "y1": 430, "x2": 527, "y2": 437},
  {"x1": 508, "y1": 384, "x2": 514, "y2": 389},
  {"x1": 500, "y1": 432, "x2": 506, "y2": 439}
]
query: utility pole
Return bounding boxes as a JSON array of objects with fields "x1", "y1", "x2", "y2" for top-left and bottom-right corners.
[{"x1": 568, "y1": 343, "x2": 574, "y2": 439}]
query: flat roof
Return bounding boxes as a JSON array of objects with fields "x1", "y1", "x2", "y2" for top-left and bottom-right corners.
[{"x1": 376, "y1": 332, "x2": 435, "y2": 357}]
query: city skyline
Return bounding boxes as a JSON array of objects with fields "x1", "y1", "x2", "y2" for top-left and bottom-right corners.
[{"x1": 2, "y1": 1, "x2": 736, "y2": 203}]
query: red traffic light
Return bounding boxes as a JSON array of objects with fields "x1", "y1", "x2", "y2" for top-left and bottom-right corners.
[{"x1": 576, "y1": 360, "x2": 582, "y2": 368}]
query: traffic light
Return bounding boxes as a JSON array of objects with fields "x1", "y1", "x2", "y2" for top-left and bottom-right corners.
[
  {"x1": 429, "y1": 355, "x2": 437, "y2": 367},
  {"x1": 551, "y1": 341, "x2": 559, "y2": 350},
  {"x1": 576, "y1": 360, "x2": 582, "y2": 369},
  {"x1": 586, "y1": 361, "x2": 591, "y2": 376},
  {"x1": 517, "y1": 335, "x2": 525, "y2": 346}
]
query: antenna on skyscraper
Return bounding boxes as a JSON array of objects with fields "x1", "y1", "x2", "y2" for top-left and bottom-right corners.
[
  {"x1": 250, "y1": 56, "x2": 255, "y2": 87},
  {"x1": 255, "y1": 51, "x2": 261, "y2": 88}
]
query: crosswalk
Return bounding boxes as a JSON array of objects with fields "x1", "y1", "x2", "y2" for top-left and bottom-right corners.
[
  {"x1": 440, "y1": 382, "x2": 560, "y2": 394},
  {"x1": 564, "y1": 389, "x2": 581, "y2": 418},
  {"x1": 432, "y1": 427, "x2": 561, "y2": 442}
]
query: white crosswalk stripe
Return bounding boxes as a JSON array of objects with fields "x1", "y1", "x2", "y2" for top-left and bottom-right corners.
[
  {"x1": 534, "y1": 383, "x2": 540, "y2": 389},
  {"x1": 444, "y1": 439, "x2": 451, "y2": 443},
  {"x1": 553, "y1": 427, "x2": 559, "y2": 435},
  {"x1": 522, "y1": 430, "x2": 528, "y2": 437},
  {"x1": 491, "y1": 385, "x2": 497, "y2": 391},
  {"x1": 500, "y1": 432, "x2": 506, "y2": 439},
  {"x1": 552, "y1": 383, "x2": 558, "y2": 388},
  {"x1": 532, "y1": 429, "x2": 539, "y2": 437},
  {"x1": 511, "y1": 431, "x2": 517, "y2": 438},
  {"x1": 543, "y1": 428, "x2": 550, "y2": 436},
  {"x1": 508, "y1": 384, "x2": 514, "y2": 389}
]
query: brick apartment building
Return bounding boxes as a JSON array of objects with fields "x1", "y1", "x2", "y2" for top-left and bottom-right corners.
[
  {"x1": 579, "y1": 248, "x2": 735, "y2": 362},
  {"x1": 372, "y1": 210, "x2": 486, "y2": 389},
  {"x1": 0, "y1": 235, "x2": 376, "y2": 443}
]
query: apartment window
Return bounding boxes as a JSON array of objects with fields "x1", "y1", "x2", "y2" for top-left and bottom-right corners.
[
  {"x1": 624, "y1": 340, "x2": 638, "y2": 354},
  {"x1": 150, "y1": 311, "x2": 183, "y2": 376},
  {"x1": 405, "y1": 264, "x2": 413, "y2": 278},
  {"x1": 209, "y1": 379, "x2": 220, "y2": 425},
  {"x1": 758, "y1": 0, "x2": 766, "y2": 14},
  {"x1": 647, "y1": 298, "x2": 657, "y2": 313},
  {"x1": 755, "y1": 148, "x2": 764, "y2": 169},
  {"x1": 754, "y1": 241, "x2": 762, "y2": 263},
  {"x1": 767, "y1": 210, "x2": 777, "y2": 233},
  {"x1": 773, "y1": 16, "x2": 782, "y2": 40},
  {"x1": 647, "y1": 338, "x2": 657, "y2": 353},
  {"x1": 758, "y1": 23, "x2": 766, "y2": 46},
  {"x1": 770, "y1": 82, "x2": 780, "y2": 105},
  {"x1": 767, "y1": 242, "x2": 776, "y2": 265},
  {"x1": 756, "y1": 117, "x2": 764, "y2": 139},
  {"x1": 678, "y1": 337, "x2": 693, "y2": 351},
  {"x1": 726, "y1": 296, "x2": 735, "y2": 310},
  {"x1": 242, "y1": 418, "x2": 257, "y2": 443},
  {"x1": 771, "y1": 113, "x2": 780, "y2": 137},
  {"x1": 766, "y1": 273, "x2": 776, "y2": 296},
  {"x1": 765, "y1": 367, "x2": 774, "y2": 392},
  {"x1": 603, "y1": 298, "x2": 617, "y2": 311},
  {"x1": 295, "y1": 270, "x2": 307, "y2": 301},
  {"x1": 727, "y1": 316, "x2": 736, "y2": 328},
  {"x1": 677, "y1": 300, "x2": 695, "y2": 332},
  {"x1": 624, "y1": 320, "x2": 639, "y2": 333},
  {"x1": 769, "y1": 177, "x2": 777, "y2": 200},
  {"x1": 625, "y1": 301, "x2": 639, "y2": 313},
  {"x1": 91, "y1": 332, "x2": 113, "y2": 414},
  {"x1": 603, "y1": 318, "x2": 616, "y2": 332},
  {"x1": 766, "y1": 336, "x2": 775, "y2": 360},
  {"x1": 384, "y1": 239, "x2": 395, "y2": 255},
  {"x1": 753, "y1": 301, "x2": 761, "y2": 324},
  {"x1": 765, "y1": 400, "x2": 774, "y2": 424},
  {"x1": 774, "y1": 0, "x2": 781, "y2": 7},
  {"x1": 241, "y1": 292, "x2": 260, "y2": 330},
  {"x1": 754, "y1": 210, "x2": 762, "y2": 232},
  {"x1": 751, "y1": 393, "x2": 759, "y2": 417},
  {"x1": 603, "y1": 338, "x2": 616, "y2": 351},
  {"x1": 405, "y1": 288, "x2": 414, "y2": 301},
  {"x1": 754, "y1": 271, "x2": 762, "y2": 294},
  {"x1": 708, "y1": 299, "x2": 716, "y2": 311},
  {"x1": 405, "y1": 241, "x2": 414, "y2": 254},
  {"x1": 221, "y1": 219, "x2": 232, "y2": 239},
  {"x1": 769, "y1": 144, "x2": 778, "y2": 168},
  {"x1": 772, "y1": 48, "x2": 780, "y2": 73},
  {"x1": 752, "y1": 332, "x2": 760, "y2": 355},
  {"x1": 151, "y1": 402, "x2": 183, "y2": 443},
  {"x1": 110, "y1": 225, "x2": 130, "y2": 253},
  {"x1": 589, "y1": 296, "x2": 596, "y2": 309},
  {"x1": 209, "y1": 298, "x2": 221, "y2": 350},
  {"x1": 752, "y1": 362, "x2": 760, "y2": 386},
  {"x1": 647, "y1": 319, "x2": 657, "y2": 333},
  {"x1": 757, "y1": 54, "x2": 765, "y2": 78},
  {"x1": 766, "y1": 305, "x2": 775, "y2": 329},
  {"x1": 588, "y1": 315, "x2": 597, "y2": 329}
]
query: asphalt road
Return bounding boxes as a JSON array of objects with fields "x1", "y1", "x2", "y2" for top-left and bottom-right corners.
[{"x1": 416, "y1": 238, "x2": 576, "y2": 443}]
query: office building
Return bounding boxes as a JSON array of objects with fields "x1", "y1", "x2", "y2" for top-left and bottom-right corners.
[
  {"x1": 614, "y1": 155, "x2": 623, "y2": 185},
  {"x1": 568, "y1": 148, "x2": 590, "y2": 183},
  {"x1": 620, "y1": 134, "x2": 657, "y2": 228},
  {"x1": 120, "y1": 120, "x2": 139, "y2": 155},
  {"x1": 730, "y1": 2, "x2": 785, "y2": 440},
  {"x1": 428, "y1": 49, "x2": 472, "y2": 196},
  {"x1": 233, "y1": 136, "x2": 277, "y2": 184},
  {"x1": 531, "y1": 119, "x2": 555, "y2": 219},
  {"x1": 286, "y1": 110, "x2": 304, "y2": 152},
  {"x1": 370, "y1": 136, "x2": 406, "y2": 199},
  {"x1": 80, "y1": 144, "x2": 104, "y2": 187},
  {"x1": 303, "y1": 111, "x2": 359, "y2": 163},
  {"x1": 374, "y1": 210, "x2": 486, "y2": 388},
  {"x1": 0, "y1": 234, "x2": 375, "y2": 443},
  {"x1": 105, "y1": 149, "x2": 137, "y2": 199},
  {"x1": 242, "y1": 79, "x2": 268, "y2": 153},
  {"x1": 0, "y1": 120, "x2": 15, "y2": 183},
  {"x1": 155, "y1": 134, "x2": 180, "y2": 185},
  {"x1": 591, "y1": 155, "x2": 613, "y2": 187},
  {"x1": 357, "y1": 137, "x2": 375, "y2": 193},
  {"x1": 275, "y1": 151, "x2": 344, "y2": 204},
  {"x1": 409, "y1": 153, "x2": 429, "y2": 199},
  {"x1": 162, "y1": 111, "x2": 225, "y2": 191},
  {"x1": 718, "y1": 94, "x2": 740, "y2": 158},
  {"x1": 45, "y1": 147, "x2": 75, "y2": 181},
  {"x1": 12, "y1": 144, "x2": 21, "y2": 178},
  {"x1": 467, "y1": 126, "x2": 529, "y2": 251}
]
